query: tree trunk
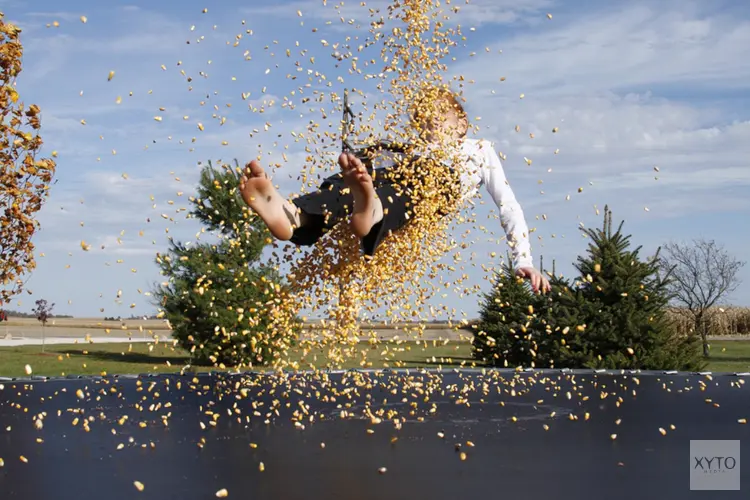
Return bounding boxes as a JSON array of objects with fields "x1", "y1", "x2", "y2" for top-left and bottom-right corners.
[
  {"x1": 695, "y1": 315, "x2": 709, "y2": 358},
  {"x1": 42, "y1": 324, "x2": 45, "y2": 354}
]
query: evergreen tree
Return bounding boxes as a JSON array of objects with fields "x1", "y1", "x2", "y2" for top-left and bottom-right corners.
[
  {"x1": 188, "y1": 160, "x2": 268, "y2": 257},
  {"x1": 474, "y1": 207, "x2": 705, "y2": 371},
  {"x1": 527, "y1": 274, "x2": 589, "y2": 369},
  {"x1": 473, "y1": 258, "x2": 535, "y2": 367},
  {"x1": 566, "y1": 206, "x2": 704, "y2": 371},
  {"x1": 152, "y1": 160, "x2": 295, "y2": 368},
  {"x1": 473, "y1": 255, "x2": 577, "y2": 369}
]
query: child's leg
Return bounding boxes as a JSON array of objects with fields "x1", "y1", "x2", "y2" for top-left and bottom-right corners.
[
  {"x1": 340, "y1": 152, "x2": 418, "y2": 257},
  {"x1": 286, "y1": 153, "x2": 386, "y2": 248},
  {"x1": 358, "y1": 159, "x2": 462, "y2": 257},
  {"x1": 239, "y1": 154, "x2": 415, "y2": 255},
  {"x1": 339, "y1": 152, "x2": 384, "y2": 238},
  {"x1": 239, "y1": 160, "x2": 307, "y2": 241},
  {"x1": 360, "y1": 180, "x2": 412, "y2": 256}
]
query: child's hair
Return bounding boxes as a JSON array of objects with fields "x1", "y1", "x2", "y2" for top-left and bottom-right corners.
[{"x1": 409, "y1": 84, "x2": 468, "y2": 137}]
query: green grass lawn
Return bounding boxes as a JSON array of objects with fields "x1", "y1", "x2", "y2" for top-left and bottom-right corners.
[
  {"x1": 701, "y1": 341, "x2": 750, "y2": 373},
  {"x1": 0, "y1": 340, "x2": 748, "y2": 378},
  {"x1": 0, "y1": 340, "x2": 478, "y2": 378}
]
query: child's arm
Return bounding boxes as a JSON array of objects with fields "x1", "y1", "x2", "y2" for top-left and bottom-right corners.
[{"x1": 476, "y1": 140, "x2": 534, "y2": 270}]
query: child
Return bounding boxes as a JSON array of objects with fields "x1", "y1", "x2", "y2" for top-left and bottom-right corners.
[{"x1": 239, "y1": 88, "x2": 551, "y2": 294}]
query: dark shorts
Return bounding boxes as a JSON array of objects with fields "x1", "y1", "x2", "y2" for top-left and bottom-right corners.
[{"x1": 289, "y1": 153, "x2": 459, "y2": 256}]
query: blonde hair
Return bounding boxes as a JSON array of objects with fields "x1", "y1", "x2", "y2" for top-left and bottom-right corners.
[{"x1": 409, "y1": 85, "x2": 468, "y2": 137}]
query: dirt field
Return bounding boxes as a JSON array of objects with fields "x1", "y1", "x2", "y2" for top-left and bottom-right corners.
[
  {"x1": 4, "y1": 317, "x2": 168, "y2": 330},
  {"x1": 1, "y1": 317, "x2": 472, "y2": 343},
  {"x1": 1, "y1": 317, "x2": 169, "y2": 343}
]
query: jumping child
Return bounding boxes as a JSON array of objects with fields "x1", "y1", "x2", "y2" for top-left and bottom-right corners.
[{"x1": 239, "y1": 88, "x2": 551, "y2": 294}]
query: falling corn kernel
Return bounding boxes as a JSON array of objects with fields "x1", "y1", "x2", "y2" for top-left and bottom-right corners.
[
  {"x1": 134, "y1": 481, "x2": 144, "y2": 492},
  {"x1": 216, "y1": 489, "x2": 228, "y2": 498}
]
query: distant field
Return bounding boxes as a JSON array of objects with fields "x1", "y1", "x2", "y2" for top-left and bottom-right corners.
[
  {"x1": 0, "y1": 317, "x2": 473, "y2": 345},
  {"x1": 3, "y1": 317, "x2": 465, "y2": 332},
  {"x1": 5, "y1": 317, "x2": 169, "y2": 330},
  {"x1": 4, "y1": 308, "x2": 748, "y2": 349},
  {"x1": 666, "y1": 307, "x2": 750, "y2": 337},
  {"x1": 6, "y1": 307, "x2": 749, "y2": 336}
]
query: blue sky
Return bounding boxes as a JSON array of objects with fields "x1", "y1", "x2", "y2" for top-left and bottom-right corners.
[{"x1": 4, "y1": 0, "x2": 750, "y2": 320}]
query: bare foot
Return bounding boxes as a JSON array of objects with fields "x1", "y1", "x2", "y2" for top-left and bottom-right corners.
[
  {"x1": 340, "y1": 152, "x2": 379, "y2": 238},
  {"x1": 239, "y1": 160, "x2": 295, "y2": 241}
]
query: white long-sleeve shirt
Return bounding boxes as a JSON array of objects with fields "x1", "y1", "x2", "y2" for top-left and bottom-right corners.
[
  {"x1": 375, "y1": 137, "x2": 535, "y2": 269},
  {"x1": 450, "y1": 138, "x2": 535, "y2": 270}
]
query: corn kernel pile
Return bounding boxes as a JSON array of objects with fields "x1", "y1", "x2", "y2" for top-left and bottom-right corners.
[
  {"x1": 2, "y1": 1, "x2": 497, "y2": 373},
  {"x1": 248, "y1": 0, "x2": 488, "y2": 371}
]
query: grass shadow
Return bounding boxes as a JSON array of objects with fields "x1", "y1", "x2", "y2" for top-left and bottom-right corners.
[
  {"x1": 57, "y1": 349, "x2": 191, "y2": 366},
  {"x1": 398, "y1": 355, "x2": 481, "y2": 368}
]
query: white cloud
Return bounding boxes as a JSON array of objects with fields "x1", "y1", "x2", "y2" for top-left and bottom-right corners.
[
  {"x1": 24, "y1": 11, "x2": 81, "y2": 19},
  {"x1": 442, "y1": 2, "x2": 750, "y2": 231},
  {"x1": 244, "y1": 0, "x2": 551, "y2": 28},
  {"x1": 452, "y1": 3, "x2": 750, "y2": 95},
  {"x1": 9, "y1": 0, "x2": 750, "y2": 316}
]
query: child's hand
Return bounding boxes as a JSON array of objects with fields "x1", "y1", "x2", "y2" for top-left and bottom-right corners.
[{"x1": 516, "y1": 267, "x2": 551, "y2": 294}]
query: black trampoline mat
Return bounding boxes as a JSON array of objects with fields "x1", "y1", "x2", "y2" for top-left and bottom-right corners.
[{"x1": 1, "y1": 368, "x2": 748, "y2": 499}]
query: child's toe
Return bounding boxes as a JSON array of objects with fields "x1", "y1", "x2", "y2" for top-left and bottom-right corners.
[{"x1": 338, "y1": 153, "x2": 350, "y2": 169}]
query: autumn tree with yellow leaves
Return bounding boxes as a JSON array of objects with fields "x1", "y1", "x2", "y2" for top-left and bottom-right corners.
[{"x1": 0, "y1": 13, "x2": 57, "y2": 306}]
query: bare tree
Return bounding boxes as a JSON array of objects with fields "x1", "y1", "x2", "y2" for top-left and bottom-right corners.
[
  {"x1": 660, "y1": 239, "x2": 745, "y2": 357},
  {"x1": 32, "y1": 299, "x2": 54, "y2": 354}
]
